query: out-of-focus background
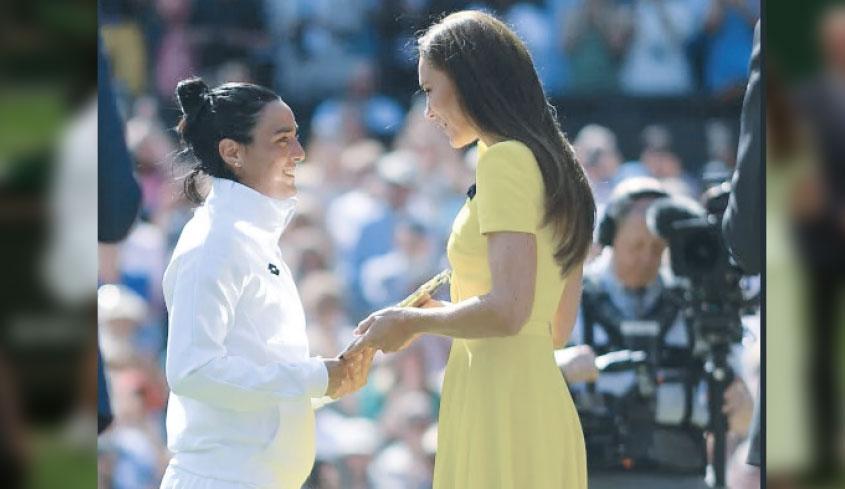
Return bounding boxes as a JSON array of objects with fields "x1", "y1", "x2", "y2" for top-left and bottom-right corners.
[
  {"x1": 0, "y1": 0, "x2": 772, "y2": 488},
  {"x1": 766, "y1": 1, "x2": 845, "y2": 488},
  {"x1": 93, "y1": 1, "x2": 761, "y2": 489},
  {"x1": 0, "y1": 1, "x2": 98, "y2": 489}
]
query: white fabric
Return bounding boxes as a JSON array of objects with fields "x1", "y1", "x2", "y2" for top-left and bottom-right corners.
[
  {"x1": 160, "y1": 464, "x2": 256, "y2": 489},
  {"x1": 42, "y1": 97, "x2": 98, "y2": 305},
  {"x1": 162, "y1": 178, "x2": 328, "y2": 489}
]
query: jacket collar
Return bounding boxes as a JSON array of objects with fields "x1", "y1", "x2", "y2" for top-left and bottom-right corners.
[{"x1": 205, "y1": 177, "x2": 298, "y2": 239}]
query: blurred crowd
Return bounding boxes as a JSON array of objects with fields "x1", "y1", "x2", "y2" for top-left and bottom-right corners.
[
  {"x1": 99, "y1": 0, "x2": 759, "y2": 129},
  {"x1": 96, "y1": 1, "x2": 761, "y2": 488}
]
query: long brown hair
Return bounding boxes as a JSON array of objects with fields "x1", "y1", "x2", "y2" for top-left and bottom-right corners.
[{"x1": 419, "y1": 11, "x2": 596, "y2": 276}]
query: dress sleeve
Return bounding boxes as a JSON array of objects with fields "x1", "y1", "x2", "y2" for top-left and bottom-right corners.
[{"x1": 475, "y1": 141, "x2": 544, "y2": 235}]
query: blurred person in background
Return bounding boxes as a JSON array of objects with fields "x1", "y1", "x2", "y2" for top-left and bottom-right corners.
[
  {"x1": 791, "y1": 4, "x2": 845, "y2": 482},
  {"x1": 561, "y1": 0, "x2": 629, "y2": 94},
  {"x1": 187, "y1": 0, "x2": 269, "y2": 79},
  {"x1": 324, "y1": 139, "x2": 386, "y2": 253},
  {"x1": 369, "y1": 390, "x2": 435, "y2": 489},
  {"x1": 564, "y1": 176, "x2": 756, "y2": 482},
  {"x1": 158, "y1": 77, "x2": 372, "y2": 489},
  {"x1": 618, "y1": 0, "x2": 696, "y2": 95},
  {"x1": 311, "y1": 416, "x2": 381, "y2": 489},
  {"x1": 337, "y1": 417, "x2": 382, "y2": 489},
  {"x1": 347, "y1": 150, "x2": 420, "y2": 319},
  {"x1": 504, "y1": 2, "x2": 569, "y2": 96},
  {"x1": 300, "y1": 271, "x2": 356, "y2": 360},
  {"x1": 701, "y1": 119, "x2": 737, "y2": 185},
  {"x1": 311, "y1": 60, "x2": 405, "y2": 145},
  {"x1": 150, "y1": 0, "x2": 198, "y2": 105},
  {"x1": 98, "y1": 369, "x2": 170, "y2": 489},
  {"x1": 282, "y1": 225, "x2": 336, "y2": 282},
  {"x1": 573, "y1": 123, "x2": 623, "y2": 209},
  {"x1": 637, "y1": 124, "x2": 701, "y2": 197},
  {"x1": 346, "y1": 11, "x2": 596, "y2": 488},
  {"x1": 700, "y1": 0, "x2": 759, "y2": 98},
  {"x1": 98, "y1": 284, "x2": 151, "y2": 369},
  {"x1": 361, "y1": 219, "x2": 437, "y2": 311},
  {"x1": 268, "y1": 0, "x2": 372, "y2": 106},
  {"x1": 125, "y1": 95, "x2": 176, "y2": 225},
  {"x1": 393, "y1": 98, "x2": 471, "y2": 244}
]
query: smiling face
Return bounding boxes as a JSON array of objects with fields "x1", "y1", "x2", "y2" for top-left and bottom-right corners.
[
  {"x1": 418, "y1": 57, "x2": 478, "y2": 148},
  {"x1": 222, "y1": 100, "x2": 305, "y2": 200}
]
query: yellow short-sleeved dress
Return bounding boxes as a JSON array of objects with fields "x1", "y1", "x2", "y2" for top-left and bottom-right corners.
[{"x1": 432, "y1": 140, "x2": 587, "y2": 489}]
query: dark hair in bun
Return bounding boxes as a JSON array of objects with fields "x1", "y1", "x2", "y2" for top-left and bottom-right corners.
[
  {"x1": 176, "y1": 78, "x2": 211, "y2": 122},
  {"x1": 174, "y1": 77, "x2": 280, "y2": 203}
]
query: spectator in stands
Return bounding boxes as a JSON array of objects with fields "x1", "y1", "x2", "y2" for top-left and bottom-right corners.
[
  {"x1": 505, "y1": 2, "x2": 569, "y2": 96},
  {"x1": 98, "y1": 369, "x2": 169, "y2": 489},
  {"x1": 638, "y1": 124, "x2": 701, "y2": 196},
  {"x1": 312, "y1": 60, "x2": 405, "y2": 144},
  {"x1": 348, "y1": 150, "x2": 419, "y2": 319},
  {"x1": 701, "y1": 0, "x2": 759, "y2": 97},
  {"x1": 573, "y1": 124, "x2": 623, "y2": 209},
  {"x1": 187, "y1": 0, "x2": 269, "y2": 75},
  {"x1": 361, "y1": 219, "x2": 437, "y2": 311},
  {"x1": 562, "y1": 0, "x2": 628, "y2": 93},
  {"x1": 619, "y1": 0, "x2": 697, "y2": 95},
  {"x1": 369, "y1": 391, "x2": 435, "y2": 489}
]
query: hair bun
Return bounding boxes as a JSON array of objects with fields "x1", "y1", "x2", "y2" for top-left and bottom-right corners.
[{"x1": 176, "y1": 78, "x2": 210, "y2": 118}]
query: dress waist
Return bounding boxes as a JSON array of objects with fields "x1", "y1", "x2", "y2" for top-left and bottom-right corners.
[{"x1": 514, "y1": 319, "x2": 552, "y2": 337}]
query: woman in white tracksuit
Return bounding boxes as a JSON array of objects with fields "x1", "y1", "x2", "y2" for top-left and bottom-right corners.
[{"x1": 159, "y1": 78, "x2": 372, "y2": 489}]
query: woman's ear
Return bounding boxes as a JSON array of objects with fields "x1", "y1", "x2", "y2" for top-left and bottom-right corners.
[{"x1": 218, "y1": 138, "x2": 243, "y2": 174}]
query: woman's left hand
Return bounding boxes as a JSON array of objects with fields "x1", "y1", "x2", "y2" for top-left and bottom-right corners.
[{"x1": 345, "y1": 307, "x2": 426, "y2": 355}]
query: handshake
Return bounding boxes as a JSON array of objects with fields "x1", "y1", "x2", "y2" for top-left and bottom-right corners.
[
  {"x1": 322, "y1": 348, "x2": 375, "y2": 399},
  {"x1": 322, "y1": 270, "x2": 451, "y2": 399}
]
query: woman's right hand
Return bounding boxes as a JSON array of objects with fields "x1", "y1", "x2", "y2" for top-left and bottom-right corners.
[
  {"x1": 560, "y1": 345, "x2": 599, "y2": 384},
  {"x1": 324, "y1": 358, "x2": 351, "y2": 399},
  {"x1": 324, "y1": 349, "x2": 375, "y2": 399}
]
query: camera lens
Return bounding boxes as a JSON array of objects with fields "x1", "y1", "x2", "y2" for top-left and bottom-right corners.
[{"x1": 681, "y1": 230, "x2": 720, "y2": 272}]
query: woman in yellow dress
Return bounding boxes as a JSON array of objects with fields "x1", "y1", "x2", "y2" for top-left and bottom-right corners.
[{"x1": 345, "y1": 11, "x2": 596, "y2": 488}]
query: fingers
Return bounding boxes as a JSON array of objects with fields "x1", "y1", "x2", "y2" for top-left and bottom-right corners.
[
  {"x1": 325, "y1": 358, "x2": 352, "y2": 399},
  {"x1": 354, "y1": 307, "x2": 397, "y2": 335},
  {"x1": 351, "y1": 347, "x2": 374, "y2": 391},
  {"x1": 341, "y1": 336, "x2": 369, "y2": 359},
  {"x1": 336, "y1": 347, "x2": 375, "y2": 394},
  {"x1": 354, "y1": 315, "x2": 376, "y2": 336}
]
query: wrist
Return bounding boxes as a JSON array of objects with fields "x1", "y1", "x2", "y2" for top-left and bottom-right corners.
[{"x1": 409, "y1": 307, "x2": 438, "y2": 335}]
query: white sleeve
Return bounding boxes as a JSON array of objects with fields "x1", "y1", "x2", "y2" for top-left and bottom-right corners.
[{"x1": 165, "y1": 245, "x2": 328, "y2": 412}]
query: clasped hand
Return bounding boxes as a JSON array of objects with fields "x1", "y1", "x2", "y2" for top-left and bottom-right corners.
[
  {"x1": 341, "y1": 294, "x2": 445, "y2": 358},
  {"x1": 323, "y1": 347, "x2": 375, "y2": 399},
  {"x1": 328, "y1": 295, "x2": 444, "y2": 397}
]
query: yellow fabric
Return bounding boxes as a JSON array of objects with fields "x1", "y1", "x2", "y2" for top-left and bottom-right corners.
[
  {"x1": 101, "y1": 23, "x2": 148, "y2": 95},
  {"x1": 434, "y1": 140, "x2": 587, "y2": 489}
]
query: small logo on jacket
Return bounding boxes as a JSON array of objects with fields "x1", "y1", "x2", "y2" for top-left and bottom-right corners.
[{"x1": 268, "y1": 263, "x2": 280, "y2": 276}]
